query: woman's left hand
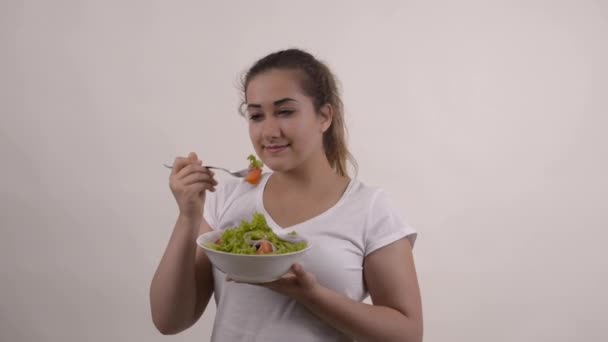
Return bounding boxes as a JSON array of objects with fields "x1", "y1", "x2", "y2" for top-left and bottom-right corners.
[{"x1": 233, "y1": 263, "x2": 320, "y2": 302}]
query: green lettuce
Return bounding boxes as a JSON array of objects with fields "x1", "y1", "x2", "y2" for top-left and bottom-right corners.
[{"x1": 206, "y1": 212, "x2": 307, "y2": 255}]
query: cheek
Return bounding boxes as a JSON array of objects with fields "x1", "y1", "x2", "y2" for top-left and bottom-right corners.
[
  {"x1": 248, "y1": 124, "x2": 261, "y2": 151},
  {"x1": 248, "y1": 123, "x2": 259, "y2": 140},
  {"x1": 282, "y1": 121, "x2": 303, "y2": 144},
  {"x1": 288, "y1": 123, "x2": 319, "y2": 150}
]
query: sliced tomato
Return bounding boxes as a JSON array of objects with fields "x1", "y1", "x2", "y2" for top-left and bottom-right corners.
[{"x1": 256, "y1": 240, "x2": 273, "y2": 255}]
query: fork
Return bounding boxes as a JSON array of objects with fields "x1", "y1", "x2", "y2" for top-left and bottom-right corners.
[{"x1": 163, "y1": 164, "x2": 250, "y2": 178}]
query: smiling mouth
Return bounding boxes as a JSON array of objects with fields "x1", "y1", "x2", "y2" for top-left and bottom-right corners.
[{"x1": 264, "y1": 144, "x2": 290, "y2": 152}]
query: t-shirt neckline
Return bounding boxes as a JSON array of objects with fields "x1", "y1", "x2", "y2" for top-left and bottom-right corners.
[{"x1": 256, "y1": 172, "x2": 357, "y2": 231}]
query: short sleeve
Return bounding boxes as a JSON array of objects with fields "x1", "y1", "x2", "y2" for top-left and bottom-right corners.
[{"x1": 364, "y1": 189, "x2": 417, "y2": 257}]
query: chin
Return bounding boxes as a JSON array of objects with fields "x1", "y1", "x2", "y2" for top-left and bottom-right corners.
[
  {"x1": 263, "y1": 162, "x2": 289, "y2": 173},
  {"x1": 261, "y1": 157, "x2": 296, "y2": 173}
]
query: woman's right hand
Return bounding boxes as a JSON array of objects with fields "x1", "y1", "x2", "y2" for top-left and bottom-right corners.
[{"x1": 169, "y1": 152, "x2": 217, "y2": 219}]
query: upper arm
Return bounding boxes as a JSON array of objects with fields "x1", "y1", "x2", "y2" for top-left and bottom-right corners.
[
  {"x1": 192, "y1": 218, "x2": 215, "y2": 322},
  {"x1": 363, "y1": 238, "x2": 423, "y2": 323}
]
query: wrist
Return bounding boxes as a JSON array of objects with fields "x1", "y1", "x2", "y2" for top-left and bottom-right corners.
[
  {"x1": 298, "y1": 283, "x2": 327, "y2": 307},
  {"x1": 178, "y1": 210, "x2": 202, "y2": 222},
  {"x1": 176, "y1": 212, "x2": 202, "y2": 233}
]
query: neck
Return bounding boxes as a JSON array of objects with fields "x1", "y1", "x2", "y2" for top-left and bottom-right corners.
[{"x1": 270, "y1": 153, "x2": 344, "y2": 192}]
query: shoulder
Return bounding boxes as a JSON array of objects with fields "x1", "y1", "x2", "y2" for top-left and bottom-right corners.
[
  {"x1": 344, "y1": 178, "x2": 391, "y2": 209},
  {"x1": 345, "y1": 179, "x2": 418, "y2": 251}
]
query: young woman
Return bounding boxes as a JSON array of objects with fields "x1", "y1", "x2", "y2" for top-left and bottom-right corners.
[{"x1": 150, "y1": 49, "x2": 423, "y2": 342}]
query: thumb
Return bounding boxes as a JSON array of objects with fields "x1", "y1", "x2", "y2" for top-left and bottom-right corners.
[
  {"x1": 188, "y1": 152, "x2": 198, "y2": 162},
  {"x1": 291, "y1": 263, "x2": 316, "y2": 289},
  {"x1": 291, "y1": 263, "x2": 306, "y2": 277}
]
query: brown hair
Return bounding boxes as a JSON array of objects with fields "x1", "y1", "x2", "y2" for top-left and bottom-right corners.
[{"x1": 240, "y1": 49, "x2": 357, "y2": 177}]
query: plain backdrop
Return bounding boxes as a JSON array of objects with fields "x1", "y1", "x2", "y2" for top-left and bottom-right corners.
[{"x1": 1, "y1": 1, "x2": 607, "y2": 341}]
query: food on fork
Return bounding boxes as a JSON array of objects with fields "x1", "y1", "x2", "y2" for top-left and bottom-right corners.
[{"x1": 245, "y1": 154, "x2": 263, "y2": 185}]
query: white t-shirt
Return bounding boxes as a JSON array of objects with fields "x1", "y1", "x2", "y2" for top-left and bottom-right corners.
[{"x1": 203, "y1": 173, "x2": 417, "y2": 342}]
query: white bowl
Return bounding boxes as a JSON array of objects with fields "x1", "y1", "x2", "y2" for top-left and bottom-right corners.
[{"x1": 196, "y1": 230, "x2": 312, "y2": 283}]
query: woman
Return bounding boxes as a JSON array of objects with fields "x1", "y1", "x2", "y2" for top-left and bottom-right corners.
[{"x1": 150, "y1": 49, "x2": 423, "y2": 342}]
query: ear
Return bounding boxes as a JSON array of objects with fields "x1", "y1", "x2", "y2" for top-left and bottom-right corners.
[{"x1": 319, "y1": 104, "x2": 334, "y2": 133}]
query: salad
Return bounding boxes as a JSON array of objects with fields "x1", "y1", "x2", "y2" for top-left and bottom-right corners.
[
  {"x1": 244, "y1": 154, "x2": 263, "y2": 185},
  {"x1": 207, "y1": 213, "x2": 307, "y2": 255}
]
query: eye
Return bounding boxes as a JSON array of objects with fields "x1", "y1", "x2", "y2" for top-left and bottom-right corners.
[
  {"x1": 277, "y1": 110, "x2": 294, "y2": 117},
  {"x1": 248, "y1": 113, "x2": 264, "y2": 122}
]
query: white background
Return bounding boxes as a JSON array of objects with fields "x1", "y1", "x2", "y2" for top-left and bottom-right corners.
[{"x1": 1, "y1": 1, "x2": 607, "y2": 341}]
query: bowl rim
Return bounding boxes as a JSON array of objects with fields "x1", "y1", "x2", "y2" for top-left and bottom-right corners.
[{"x1": 196, "y1": 231, "x2": 312, "y2": 258}]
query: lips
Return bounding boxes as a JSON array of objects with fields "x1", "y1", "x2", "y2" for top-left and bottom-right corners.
[{"x1": 264, "y1": 144, "x2": 290, "y2": 153}]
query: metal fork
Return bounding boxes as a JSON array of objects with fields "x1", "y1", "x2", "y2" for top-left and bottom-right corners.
[{"x1": 163, "y1": 164, "x2": 250, "y2": 178}]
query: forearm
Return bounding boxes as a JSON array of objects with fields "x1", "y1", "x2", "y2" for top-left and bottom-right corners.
[
  {"x1": 300, "y1": 286, "x2": 422, "y2": 342},
  {"x1": 149, "y1": 214, "x2": 202, "y2": 334}
]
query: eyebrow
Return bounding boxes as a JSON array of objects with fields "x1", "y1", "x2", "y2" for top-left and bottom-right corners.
[{"x1": 246, "y1": 98, "x2": 297, "y2": 109}]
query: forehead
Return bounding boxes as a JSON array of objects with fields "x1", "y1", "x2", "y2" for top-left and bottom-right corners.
[{"x1": 246, "y1": 69, "x2": 307, "y2": 104}]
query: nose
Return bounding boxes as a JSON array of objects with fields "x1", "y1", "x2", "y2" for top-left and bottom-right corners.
[{"x1": 261, "y1": 115, "x2": 281, "y2": 140}]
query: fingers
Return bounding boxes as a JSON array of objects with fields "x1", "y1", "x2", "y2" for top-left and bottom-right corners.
[
  {"x1": 171, "y1": 152, "x2": 203, "y2": 174},
  {"x1": 175, "y1": 166, "x2": 217, "y2": 193},
  {"x1": 181, "y1": 172, "x2": 216, "y2": 186},
  {"x1": 291, "y1": 263, "x2": 304, "y2": 275},
  {"x1": 170, "y1": 153, "x2": 218, "y2": 194},
  {"x1": 177, "y1": 164, "x2": 215, "y2": 180},
  {"x1": 189, "y1": 182, "x2": 216, "y2": 193},
  {"x1": 291, "y1": 263, "x2": 313, "y2": 284},
  {"x1": 171, "y1": 156, "x2": 200, "y2": 175},
  {"x1": 181, "y1": 173, "x2": 217, "y2": 191}
]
